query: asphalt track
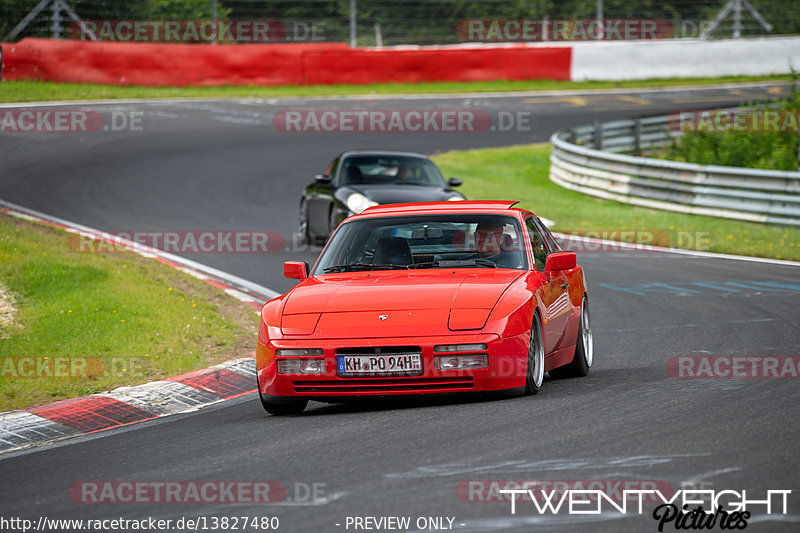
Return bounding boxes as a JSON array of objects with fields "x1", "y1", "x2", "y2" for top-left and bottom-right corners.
[{"x1": 1, "y1": 83, "x2": 799, "y2": 532}]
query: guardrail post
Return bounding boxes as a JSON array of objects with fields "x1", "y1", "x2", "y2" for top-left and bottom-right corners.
[
  {"x1": 634, "y1": 119, "x2": 642, "y2": 156},
  {"x1": 350, "y1": 0, "x2": 357, "y2": 47},
  {"x1": 593, "y1": 121, "x2": 603, "y2": 151},
  {"x1": 50, "y1": 0, "x2": 62, "y2": 39}
]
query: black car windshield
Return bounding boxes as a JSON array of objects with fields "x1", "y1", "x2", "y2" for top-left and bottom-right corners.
[
  {"x1": 313, "y1": 214, "x2": 528, "y2": 275},
  {"x1": 339, "y1": 155, "x2": 445, "y2": 187}
]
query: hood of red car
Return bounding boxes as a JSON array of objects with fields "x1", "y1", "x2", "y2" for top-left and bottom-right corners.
[
  {"x1": 284, "y1": 269, "x2": 522, "y2": 313},
  {"x1": 281, "y1": 269, "x2": 523, "y2": 337}
]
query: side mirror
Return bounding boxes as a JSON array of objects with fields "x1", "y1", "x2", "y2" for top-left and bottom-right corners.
[
  {"x1": 283, "y1": 261, "x2": 308, "y2": 280},
  {"x1": 314, "y1": 174, "x2": 331, "y2": 183},
  {"x1": 448, "y1": 177, "x2": 462, "y2": 187},
  {"x1": 544, "y1": 251, "x2": 576, "y2": 272}
]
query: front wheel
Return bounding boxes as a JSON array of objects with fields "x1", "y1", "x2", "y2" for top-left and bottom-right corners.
[
  {"x1": 328, "y1": 205, "x2": 340, "y2": 238},
  {"x1": 298, "y1": 199, "x2": 310, "y2": 245},
  {"x1": 525, "y1": 313, "x2": 545, "y2": 395},
  {"x1": 259, "y1": 390, "x2": 308, "y2": 416},
  {"x1": 550, "y1": 296, "x2": 593, "y2": 378}
]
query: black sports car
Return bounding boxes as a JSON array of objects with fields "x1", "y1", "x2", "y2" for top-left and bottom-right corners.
[{"x1": 299, "y1": 150, "x2": 465, "y2": 244}]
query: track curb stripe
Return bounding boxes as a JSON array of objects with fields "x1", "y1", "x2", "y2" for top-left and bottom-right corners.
[{"x1": 0, "y1": 200, "x2": 272, "y2": 455}]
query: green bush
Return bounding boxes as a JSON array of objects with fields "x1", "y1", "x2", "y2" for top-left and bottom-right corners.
[{"x1": 664, "y1": 71, "x2": 799, "y2": 171}]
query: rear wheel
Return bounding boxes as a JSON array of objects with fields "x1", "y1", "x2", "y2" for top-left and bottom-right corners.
[
  {"x1": 550, "y1": 296, "x2": 593, "y2": 378},
  {"x1": 525, "y1": 313, "x2": 545, "y2": 395}
]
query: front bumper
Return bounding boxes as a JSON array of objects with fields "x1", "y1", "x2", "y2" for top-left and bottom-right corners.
[{"x1": 256, "y1": 333, "x2": 529, "y2": 398}]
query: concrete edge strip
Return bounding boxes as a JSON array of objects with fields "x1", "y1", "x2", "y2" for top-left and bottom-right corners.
[
  {"x1": 0, "y1": 80, "x2": 788, "y2": 107},
  {"x1": 0, "y1": 199, "x2": 276, "y2": 454}
]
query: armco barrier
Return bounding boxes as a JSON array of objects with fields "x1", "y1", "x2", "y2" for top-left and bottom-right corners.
[
  {"x1": 0, "y1": 38, "x2": 571, "y2": 87},
  {"x1": 549, "y1": 115, "x2": 800, "y2": 226}
]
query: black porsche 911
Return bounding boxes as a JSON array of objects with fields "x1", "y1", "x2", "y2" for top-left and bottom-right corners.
[{"x1": 299, "y1": 150, "x2": 465, "y2": 244}]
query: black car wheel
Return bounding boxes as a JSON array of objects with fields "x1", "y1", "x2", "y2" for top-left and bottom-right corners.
[
  {"x1": 259, "y1": 389, "x2": 308, "y2": 416},
  {"x1": 298, "y1": 199, "x2": 310, "y2": 245},
  {"x1": 525, "y1": 312, "x2": 545, "y2": 395},
  {"x1": 550, "y1": 296, "x2": 593, "y2": 378},
  {"x1": 327, "y1": 205, "x2": 340, "y2": 239}
]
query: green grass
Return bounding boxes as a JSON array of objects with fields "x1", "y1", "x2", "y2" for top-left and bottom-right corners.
[
  {"x1": 432, "y1": 144, "x2": 800, "y2": 261},
  {"x1": 0, "y1": 75, "x2": 790, "y2": 103},
  {"x1": 0, "y1": 213, "x2": 258, "y2": 411}
]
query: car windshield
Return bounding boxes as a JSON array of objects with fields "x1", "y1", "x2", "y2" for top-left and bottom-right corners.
[
  {"x1": 339, "y1": 155, "x2": 445, "y2": 187},
  {"x1": 313, "y1": 214, "x2": 528, "y2": 275}
]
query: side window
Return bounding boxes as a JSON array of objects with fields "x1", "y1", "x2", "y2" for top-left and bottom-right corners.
[
  {"x1": 532, "y1": 218, "x2": 558, "y2": 251},
  {"x1": 525, "y1": 217, "x2": 549, "y2": 271}
]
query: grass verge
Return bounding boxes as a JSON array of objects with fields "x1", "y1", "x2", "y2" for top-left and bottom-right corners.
[
  {"x1": 0, "y1": 75, "x2": 790, "y2": 103},
  {"x1": 431, "y1": 144, "x2": 800, "y2": 261},
  {"x1": 0, "y1": 212, "x2": 258, "y2": 411}
]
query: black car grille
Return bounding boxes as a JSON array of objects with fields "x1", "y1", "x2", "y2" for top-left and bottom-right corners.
[
  {"x1": 292, "y1": 376, "x2": 474, "y2": 394},
  {"x1": 335, "y1": 346, "x2": 421, "y2": 355}
]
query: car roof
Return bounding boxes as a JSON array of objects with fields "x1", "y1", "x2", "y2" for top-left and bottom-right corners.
[
  {"x1": 339, "y1": 150, "x2": 431, "y2": 160},
  {"x1": 358, "y1": 200, "x2": 530, "y2": 217}
]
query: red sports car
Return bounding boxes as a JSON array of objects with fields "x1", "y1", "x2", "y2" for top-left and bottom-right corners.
[{"x1": 256, "y1": 201, "x2": 592, "y2": 415}]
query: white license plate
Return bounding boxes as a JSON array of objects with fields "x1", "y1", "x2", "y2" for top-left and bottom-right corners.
[{"x1": 337, "y1": 353, "x2": 422, "y2": 376}]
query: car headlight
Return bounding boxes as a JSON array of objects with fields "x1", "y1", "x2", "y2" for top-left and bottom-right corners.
[
  {"x1": 346, "y1": 193, "x2": 378, "y2": 214},
  {"x1": 447, "y1": 196, "x2": 464, "y2": 201}
]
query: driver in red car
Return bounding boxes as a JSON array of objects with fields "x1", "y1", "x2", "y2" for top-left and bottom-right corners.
[{"x1": 471, "y1": 221, "x2": 524, "y2": 269}]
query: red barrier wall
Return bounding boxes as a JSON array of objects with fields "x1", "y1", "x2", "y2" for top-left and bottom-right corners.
[
  {"x1": 302, "y1": 47, "x2": 571, "y2": 84},
  {"x1": 1, "y1": 38, "x2": 571, "y2": 87}
]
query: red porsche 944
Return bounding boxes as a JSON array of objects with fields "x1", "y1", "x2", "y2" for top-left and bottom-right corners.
[{"x1": 256, "y1": 201, "x2": 593, "y2": 415}]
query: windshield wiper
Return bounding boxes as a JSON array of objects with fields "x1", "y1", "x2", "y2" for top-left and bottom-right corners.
[
  {"x1": 410, "y1": 259, "x2": 497, "y2": 269},
  {"x1": 323, "y1": 263, "x2": 409, "y2": 273}
]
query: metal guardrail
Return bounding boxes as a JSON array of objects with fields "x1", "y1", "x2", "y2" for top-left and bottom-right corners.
[{"x1": 549, "y1": 115, "x2": 800, "y2": 226}]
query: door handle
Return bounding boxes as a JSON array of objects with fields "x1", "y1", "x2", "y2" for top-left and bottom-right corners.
[{"x1": 561, "y1": 283, "x2": 569, "y2": 289}]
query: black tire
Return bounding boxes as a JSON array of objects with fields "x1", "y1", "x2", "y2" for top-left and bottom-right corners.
[
  {"x1": 328, "y1": 205, "x2": 340, "y2": 237},
  {"x1": 525, "y1": 312, "x2": 545, "y2": 395},
  {"x1": 298, "y1": 199, "x2": 310, "y2": 245},
  {"x1": 259, "y1": 391, "x2": 308, "y2": 416},
  {"x1": 550, "y1": 295, "x2": 593, "y2": 379}
]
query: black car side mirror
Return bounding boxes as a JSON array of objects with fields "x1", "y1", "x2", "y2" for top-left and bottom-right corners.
[
  {"x1": 448, "y1": 177, "x2": 462, "y2": 187},
  {"x1": 314, "y1": 174, "x2": 332, "y2": 183}
]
